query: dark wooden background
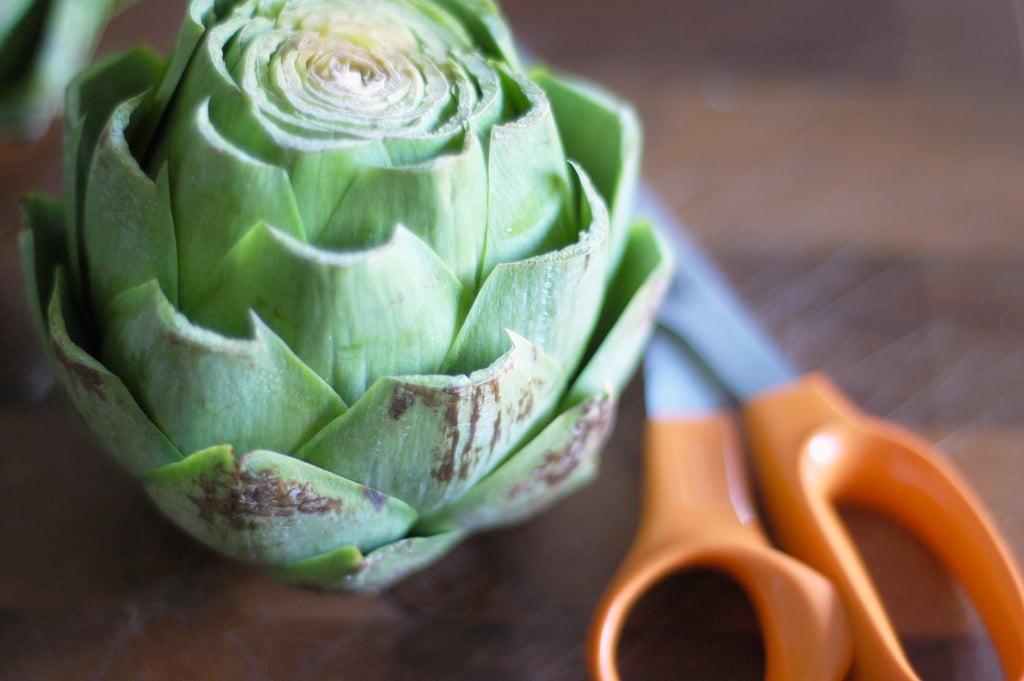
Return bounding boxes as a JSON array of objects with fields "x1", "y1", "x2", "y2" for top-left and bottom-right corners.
[{"x1": 2, "y1": 0, "x2": 1024, "y2": 679}]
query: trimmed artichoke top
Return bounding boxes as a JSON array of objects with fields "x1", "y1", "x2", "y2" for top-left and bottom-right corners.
[
  {"x1": 23, "y1": 0, "x2": 671, "y2": 591},
  {"x1": 81, "y1": 0, "x2": 635, "y2": 406}
]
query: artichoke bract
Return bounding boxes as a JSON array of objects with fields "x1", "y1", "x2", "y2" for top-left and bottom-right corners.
[
  {"x1": 21, "y1": 0, "x2": 672, "y2": 591},
  {"x1": 0, "y1": 0, "x2": 134, "y2": 138}
]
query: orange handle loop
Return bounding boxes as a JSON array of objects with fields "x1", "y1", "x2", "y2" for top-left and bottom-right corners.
[
  {"x1": 586, "y1": 413, "x2": 852, "y2": 681},
  {"x1": 744, "y1": 373, "x2": 1024, "y2": 681}
]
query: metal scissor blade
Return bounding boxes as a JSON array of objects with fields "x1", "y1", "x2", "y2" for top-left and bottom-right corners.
[
  {"x1": 637, "y1": 184, "x2": 797, "y2": 401},
  {"x1": 643, "y1": 326, "x2": 731, "y2": 418}
]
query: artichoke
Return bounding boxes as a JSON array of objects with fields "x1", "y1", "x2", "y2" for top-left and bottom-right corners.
[
  {"x1": 0, "y1": 0, "x2": 134, "y2": 138},
  {"x1": 21, "y1": 0, "x2": 671, "y2": 592}
]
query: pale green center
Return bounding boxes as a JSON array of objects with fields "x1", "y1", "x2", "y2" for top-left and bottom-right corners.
[{"x1": 202, "y1": 0, "x2": 507, "y2": 161}]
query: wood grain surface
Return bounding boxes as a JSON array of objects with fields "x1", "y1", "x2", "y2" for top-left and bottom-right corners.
[{"x1": 2, "y1": 1, "x2": 1023, "y2": 679}]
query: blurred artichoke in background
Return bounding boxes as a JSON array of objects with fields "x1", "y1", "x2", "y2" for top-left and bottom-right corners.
[
  {"x1": 0, "y1": 0, "x2": 134, "y2": 138},
  {"x1": 21, "y1": 0, "x2": 671, "y2": 591}
]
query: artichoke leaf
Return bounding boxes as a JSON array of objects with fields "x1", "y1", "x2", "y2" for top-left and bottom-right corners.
[
  {"x1": 62, "y1": 117, "x2": 87, "y2": 302},
  {"x1": 432, "y1": 0, "x2": 521, "y2": 70},
  {"x1": 175, "y1": 15, "x2": 394, "y2": 233},
  {"x1": 169, "y1": 97, "x2": 305, "y2": 306},
  {"x1": 102, "y1": 279, "x2": 347, "y2": 457},
  {"x1": 380, "y1": 128, "x2": 467, "y2": 168},
  {"x1": 187, "y1": 222, "x2": 469, "y2": 405},
  {"x1": 532, "y1": 68, "x2": 641, "y2": 272},
  {"x1": 65, "y1": 45, "x2": 164, "y2": 190},
  {"x1": 283, "y1": 137, "x2": 391, "y2": 244},
  {"x1": 129, "y1": 0, "x2": 221, "y2": 154},
  {"x1": 0, "y1": 0, "x2": 121, "y2": 137},
  {"x1": 0, "y1": 0, "x2": 37, "y2": 47},
  {"x1": 452, "y1": 48, "x2": 507, "y2": 139},
  {"x1": 45, "y1": 268, "x2": 183, "y2": 475},
  {"x1": 270, "y1": 530, "x2": 465, "y2": 593},
  {"x1": 221, "y1": 17, "x2": 398, "y2": 235},
  {"x1": 563, "y1": 220, "x2": 673, "y2": 408},
  {"x1": 64, "y1": 47, "x2": 164, "y2": 297},
  {"x1": 298, "y1": 332, "x2": 564, "y2": 515},
  {"x1": 146, "y1": 16, "x2": 297, "y2": 169},
  {"x1": 319, "y1": 130, "x2": 487, "y2": 288},
  {"x1": 444, "y1": 161, "x2": 608, "y2": 374},
  {"x1": 482, "y1": 66, "x2": 574, "y2": 278},
  {"x1": 419, "y1": 391, "x2": 615, "y2": 534},
  {"x1": 84, "y1": 97, "x2": 178, "y2": 319},
  {"x1": 142, "y1": 446, "x2": 418, "y2": 566},
  {"x1": 19, "y1": 195, "x2": 65, "y2": 356},
  {"x1": 149, "y1": 16, "x2": 251, "y2": 162}
]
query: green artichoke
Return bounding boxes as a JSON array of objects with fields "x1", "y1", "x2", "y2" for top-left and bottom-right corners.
[
  {"x1": 0, "y1": 0, "x2": 134, "y2": 138},
  {"x1": 21, "y1": 0, "x2": 671, "y2": 591}
]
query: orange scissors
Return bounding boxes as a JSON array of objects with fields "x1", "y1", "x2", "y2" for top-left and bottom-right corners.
[{"x1": 587, "y1": 189, "x2": 1024, "y2": 681}]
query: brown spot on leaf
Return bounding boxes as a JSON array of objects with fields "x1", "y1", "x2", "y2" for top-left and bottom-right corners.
[
  {"x1": 431, "y1": 445, "x2": 455, "y2": 483},
  {"x1": 388, "y1": 386, "x2": 415, "y2": 420},
  {"x1": 388, "y1": 382, "x2": 451, "y2": 420},
  {"x1": 362, "y1": 485, "x2": 387, "y2": 512},
  {"x1": 189, "y1": 466, "x2": 343, "y2": 531},
  {"x1": 490, "y1": 409, "x2": 503, "y2": 458},
  {"x1": 391, "y1": 376, "x2": 508, "y2": 487},
  {"x1": 490, "y1": 380, "x2": 502, "y2": 431},
  {"x1": 429, "y1": 379, "x2": 502, "y2": 483},
  {"x1": 515, "y1": 388, "x2": 534, "y2": 425},
  {"x1": 507, "y1": 394, "x2": 616, "y2": 500},
  {"x1": 430, "y1": 391, "x2": 462, "y2": 482},
  {"x1": 458, "y1": 385, "x2": 482, "y2": 481}
]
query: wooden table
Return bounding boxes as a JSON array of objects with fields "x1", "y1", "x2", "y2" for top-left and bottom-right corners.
[{"x1": 2, "y1": 1, "x2": 1023, "y2": 679}]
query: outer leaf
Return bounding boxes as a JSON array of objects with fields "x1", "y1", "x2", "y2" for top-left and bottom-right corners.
[
  {"x1": 147, "y1": 16, "x2": 250, "y2": 166},
  {"x1": 45, "y1": 268, "x2": 183, "y2": 475},
  {"x1": 165, "y1": 14, "x2": 249, "y2": 134},
  {"x1": 141, "y1": 446, "x2": 418, "y2": 565},
  {"x1": 482, "y1": 67, "x2": 573, "y2": 277},
  {"x1": 19, "y1": 195, "x2": 65, "y2": 358},
  {"x1": 452, "y1": 49, "x2": 505, "y2": 143},
  {"x1": 284, "y1": 139, "x2": 391, "y2": 244},
  {"x1": 187, "y1": 223, "x2": 469, "y2": 404},
  {"x1": 84, "y1": 97, "x2": 178, "y2": 318},
  {"x1": 270, "y1": 530, "x2": 465, "y2": 593},
  {"x1": 103, "y1": 280, "x2": 347, "y2": 457},
  {"x1": 298, "y1": 332, "x2": 564, "y2": 514},
  {"x1": 62, "y1": 117, "x2": 87, "y2": 304},
  {"x1": 531, "y1": 68, "x2": 642, "y2": 271},
  {"x1": 319, "y1": 131, "x2": 487, "y2": 288},
  {"x1": 168, "y1": 98, "x2": 305, "y2": 306},
  {"x1": 64, "y1": 46, "x2": 164, "y2": 300},
  {"x1": 418, "y1": 392, "x2": 614, "y2": 534},
  {"x1": 479, "y1": 67, "x2": 577, "y2": 270},
  {"x1": 433, "y1": 0, "x2": 521, "y2": 69},
  {"x1": 65, "y1": 45, "x2": 164, "y2": 187},
  {"x1": 444, "y1": 162, "x2": 608, "y2": 374},
  {"x1": 381, "y1": 125, "x2": 465, "y2": 168},
  {"x1": 563, "y1": 220, "x2": 673, "y2": 408},
  {"x1": 128, "y1": 0, "x2": 213, "y2": 154}
]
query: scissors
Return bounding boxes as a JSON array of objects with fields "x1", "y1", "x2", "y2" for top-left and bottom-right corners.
[{"x1": 586, "y1": 188, "x2": 1024, "y2": 681}]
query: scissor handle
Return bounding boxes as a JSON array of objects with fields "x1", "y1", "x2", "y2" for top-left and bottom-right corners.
[
  {"x1": 744, "y1": 372, "x2": 1024, "y2": 681},
  {"x1": 586, "y1": 412, "x2": 852, "y2": 681}
]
